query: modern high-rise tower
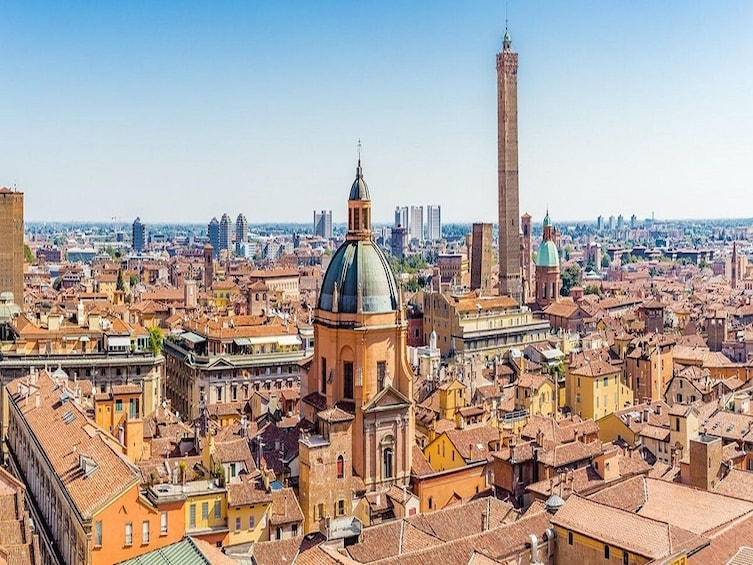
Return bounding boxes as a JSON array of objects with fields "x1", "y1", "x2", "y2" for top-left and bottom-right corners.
[
  {"x1": 426, "y1": 205, "x2": 441, "y2": 241},
  {"x1": 219, "y1": 213, "x2": 232, "y2": 253},
  {"x1": 496, "y1": 27, "x2": 522, "y2": 304},
  {"x1": 408, "y1": 205, "x2": 423, "y2": 242},
  {"x1": 394, "y1": 206, "x2": 408, "y2": 229},
  {"x1": 313, "y1": 210, "x2": 332, "y2": 239},
  {"x1": 207, "y1": 217, "x2": 220, "y2": 259},
  {"x1": 132, "y1": 217, "x2": 146, "y2": 252},
  {"x1": 0, "y1": 188, "x2": 24, "y2": 304},
  {"x1": 235, "y1": 213, "x2": 248, "y2": 255}
]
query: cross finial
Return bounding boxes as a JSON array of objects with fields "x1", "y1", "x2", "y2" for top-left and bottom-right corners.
[{"x1": 357, "y1": 138, "x2": 362, "y2": 161}]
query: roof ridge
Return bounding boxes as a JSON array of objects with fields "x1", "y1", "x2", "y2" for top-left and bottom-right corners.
[{"x1": 398, "y1": 518, "x2": 405, "y2": 555}]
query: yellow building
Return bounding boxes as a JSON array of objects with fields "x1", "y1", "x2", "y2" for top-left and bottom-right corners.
[
  {"x1": 183, "y1": 481, "x2": 229, "y2": 547},
  {"x1": 438, "y1": 380, "x2": 466, "y2": 420},
  {"x1": 211, "y1": 280, "x2": 239, "y2": 312},
  {"x1": 567, "y1": 356, "x2": 633, "y2": 420},
  {"x1": 226, "y1": 478, "x2": 272, "y2": 546},
  {"x1": 423, "y1": 425, "x2": 500, "y2": 473},
  {"x1": 514, "y1": 374, "x2": 556, "y2": 418},
  {"x1": 551, "y1": 495, "x2": 693, "y2": 565}
]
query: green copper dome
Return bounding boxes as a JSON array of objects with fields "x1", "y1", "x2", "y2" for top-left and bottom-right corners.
[
  {"x1": 543, "y1": 212, "x2": 551, "y2": 227},
  {"x1": 318, "y1": 240, "x2": 399, "y2": 314},
  {"x1": 536, "y1": 240, "x2": 560, "y2": 268}
]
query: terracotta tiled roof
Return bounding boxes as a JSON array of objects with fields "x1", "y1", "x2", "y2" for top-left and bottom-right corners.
[
  {"x1": 714, "y1": 469, "x2": 753, "y2": 502},
  {"x1": 214, "y1": 437, "x2": 257, "y2": 474},
  {"x1": 537, "y1": 440, "x2": 602, "y2": 468},
  {"x1": 226, "y1": 476, "x2": 272, "y2": 506},
  {"x1": 7, "y1": 371, "x2": 141, "y2": 519},
  {"x1": 591, "y1": 477, "x2": 753, "y2": 535},
  {"x1": 690, "y1": 515, "x2": 753, "y2": 564},
  {"x1": 443, "y1": 426, "x2": 501, "y2": 461},
  {"x1": 551, "y1": 495, "x2": 706, "y2": 559},
  {"x1": 411, "y1": 445, "x2": 434, "y2": 477},
  {"x1": 269, "y1": 488, "x2": 303, "y2": 526},
  {"x1": 317, "y1": 406, "x2": 354, "y2": 423}
]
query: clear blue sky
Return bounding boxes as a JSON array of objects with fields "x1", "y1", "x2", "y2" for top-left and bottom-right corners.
[{"x1": 1, "y1": 1, "x2": 751, "y2": 225}]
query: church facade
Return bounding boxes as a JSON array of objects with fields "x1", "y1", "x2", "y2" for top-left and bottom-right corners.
[{"x1": 299, "y1": 159, "x2": 415, "y2": 534}]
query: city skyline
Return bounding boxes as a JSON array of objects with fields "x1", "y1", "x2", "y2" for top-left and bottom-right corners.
[{"x1": 1, "y1": 2, "x2": 751, "y2": 224}]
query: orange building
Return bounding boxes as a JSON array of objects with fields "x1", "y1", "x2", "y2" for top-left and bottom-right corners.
[
  {"x1": 299, "y1": 159, "x2": 415, "y2": 532},
  {"x1": 5, "y1": 370, "x2": 184, "y2": 565}
]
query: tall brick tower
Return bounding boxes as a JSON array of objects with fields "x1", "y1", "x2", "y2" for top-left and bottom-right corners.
[
  {"x1": 496, "y1": 27, "x2": 521, "y2": 303},
  {"x1": 0, "y1": 187, "x2": 24, "y2": 305}
]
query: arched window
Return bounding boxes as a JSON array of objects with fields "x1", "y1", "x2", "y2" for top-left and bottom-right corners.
[
  {"x1": 337, "y1": 455, "x2": 344, "y2": 479},
  {"x1": 428, "y1": 497, "x2": 433, "y2": 510}
]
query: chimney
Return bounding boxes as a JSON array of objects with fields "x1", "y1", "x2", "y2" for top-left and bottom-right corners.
[
  {"x1": 481, "y1": 510, "x2": 490, "y2": 532},
  {"x1": 529, "y1": 534, "x2": 540, "y2": 564}
]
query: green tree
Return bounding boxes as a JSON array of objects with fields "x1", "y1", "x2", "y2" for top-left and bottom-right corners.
[
  {"x1": 601, "y1": 255, "x2": 611, "y2": 269},
  {"x1": 562, "y1": 245, "x2": 573, "y2": 261},
  {"x1": 116, "y1": 269, "x2": 125, "y2": 292},
  {"x1": 129, "y1": 274, "x2": 139, "y2": 287},
  {"x1": 148, "y1": 327, "x2": 164, "y2": 357},
  {"x1": 404, "y1": 277, "x2": 420, "y2": 292},
  {"x1": 584, "y1": 284, "x2": 601, "y2": 296},
  {"x1": 23, "y1": 244, "x2": 34, "y2": 264},
  {"x1": 560, "y1": 265, "x2": 582, "y2": 296},
  {"x1": 52, "y1": 277, "x2": 62, "y2": 291}
]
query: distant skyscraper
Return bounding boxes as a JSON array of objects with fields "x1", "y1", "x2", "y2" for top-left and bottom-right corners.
[
  {"x1": 630, "y1": 214, "x2": 637, "y2": 229},
  {"x1": 0, "y1": 187, "x2": 24, "y2": 304},
  {"x1": 426, "y1": 205, "x2": 441, "y2": 241},
  {"x1": 597, "y1": 215, "x2": 604, "y2": 231},
  {"x1": 132, "y1": 216, "x2": 146, "y2": 252},
  {"x1": 394, "y1": 206, "x2": 408, "y2": 229},
  {"x1": 497, "y1": 27, "x2": 522, "y2": 303},
  {"x1": 313, "y1": 210, "x2": 333, "y2": 239},
  {"x1": 219, "y1": 213, "x2": 232, "y2": 254},
  {"x1": 235, "y1": 213, "x2": 248, "y2": 255},
  {"x1": 471, "y1": 223, "x2": 493, "y2": 293},
  {"x1": 617, "y1": 214, "x2": 624, "y2": 230},
  {"x1": 409, "y1": 205, "x2": 423, "y2": 242},
  {"x1": 208, "y1": 217, "x2": 220, "y2": 259},
  {"x1": 608, "y1": 215, "x2": 615, "y2": 230}
]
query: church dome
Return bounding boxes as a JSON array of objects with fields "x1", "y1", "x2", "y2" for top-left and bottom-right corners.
[
  {"x1": 318, "y1": 240, "x2": 399, "y2": 314},
  {"x1": 537, "y1": 240, "x2": 560, "y2": 268}
]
